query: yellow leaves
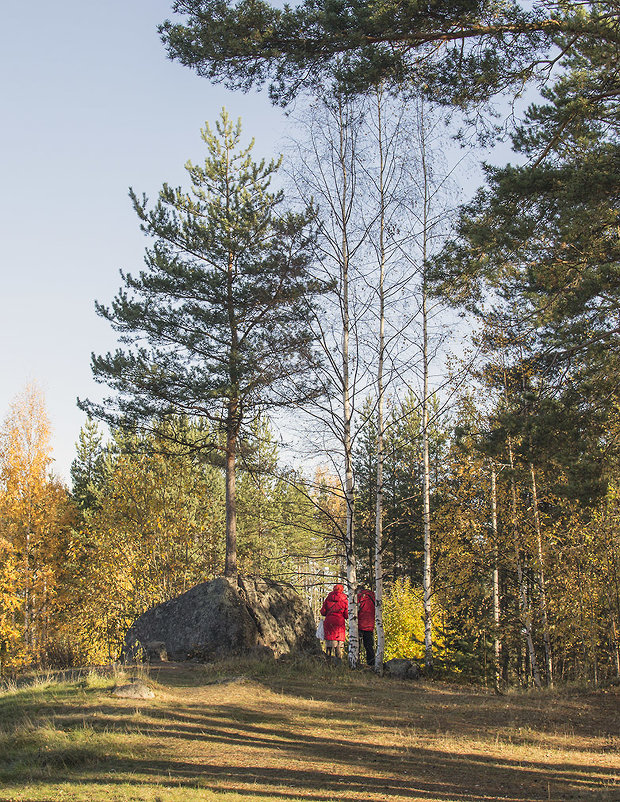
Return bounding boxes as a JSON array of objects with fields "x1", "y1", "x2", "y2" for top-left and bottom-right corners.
[
  {"x1": 0, "y1": 383, "x2": 52, "y2": 497},
  {"x1": 0, "y1": 385, "x2": 78, "y2": 670},
  {"x1": 383, "y1": 577, "x2": 446, "y2": 661}
]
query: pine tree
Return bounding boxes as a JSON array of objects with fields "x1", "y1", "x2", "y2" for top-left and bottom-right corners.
[
  {"x1": 82, "y1": 110, "x2": 326, "y2": 580},
  {"x1": 159, "y1": 0, "x2": 619, "y2": 107}
]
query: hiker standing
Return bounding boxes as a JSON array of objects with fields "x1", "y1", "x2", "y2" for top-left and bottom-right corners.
[
  {"x1": 320, "y1": 584, "x2": 348, "y2": 660},
  {"x1": 357, "y1": 586, "x2": 376, "y2": 666}
]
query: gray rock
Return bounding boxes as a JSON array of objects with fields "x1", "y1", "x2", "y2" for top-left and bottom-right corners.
[
  {"x1": 384, "y1": 658, "x2": 421, "y2": 679},
  {"x1": 245, "y1": 645, "x2": 276, "y2": 660},
  {"x1": 112, "y1": 682, "x2": 155, "y2": 699},
  {"x1": 237, "y1": 575, "x2": 317, "y2": 657},
  {"x1": 122, "y1": 575, "x2": 320, "y2": 663},
  {"x1": 145, "y1": 641, "x2": 168, "y2": 662}
]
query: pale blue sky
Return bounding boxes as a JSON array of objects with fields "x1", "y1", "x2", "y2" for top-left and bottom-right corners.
[
  {"x1": 0, "y1": 1, "x2": 288, "y2": 481},
  {"x1": 1, "y1": 2, "x2": 523, "y2": 484}
]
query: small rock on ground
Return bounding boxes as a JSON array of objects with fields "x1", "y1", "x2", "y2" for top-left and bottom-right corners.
[{"x1": 112, "y1": 682, "x2": 155, "y2": 699}]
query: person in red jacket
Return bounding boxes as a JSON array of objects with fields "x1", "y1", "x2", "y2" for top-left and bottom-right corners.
[
  {"x1": 320, "y1": 583, "x2": 348, "y2": 660},
  {"x1": 357, "y1": 585, "x2": 376, "y2": 666}
]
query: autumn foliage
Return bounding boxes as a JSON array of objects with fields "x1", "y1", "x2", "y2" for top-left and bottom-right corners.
[
  {"x1": 2, "y1": 381, "x2": 620, "y2": 683},
  {"x1": 0, "y1": 385, "x2": 77, "y2": 670}
]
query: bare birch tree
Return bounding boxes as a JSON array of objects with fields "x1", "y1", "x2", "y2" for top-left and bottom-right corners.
[
  {"x1": 292, "y1": 91, "x2": 456, "y2": 672},
  {"x1": 359, "y1": 88, "x2": 418, "y2": 672},
  {"x1": 396, "y1": 98, "x2": 460, "y2": 671},
  {"x1": 290, "y1": 94, "x2": 372, "y2": 667}
]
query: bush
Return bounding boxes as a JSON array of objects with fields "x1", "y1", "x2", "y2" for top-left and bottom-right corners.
[
  {"x1": 38, "y1": 637, "x2": 90, "y2": 670},
  {"x1": 383, "y1": 578, "x2": 446, "y2": 661}
]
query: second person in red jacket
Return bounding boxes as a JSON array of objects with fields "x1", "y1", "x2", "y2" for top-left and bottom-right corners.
[
  {"x1": 357, "y1": 586, "x2": 376, "y2": 666},
  {"x1": 320, "y1": 583, "x2": 348, "y2": 660}
]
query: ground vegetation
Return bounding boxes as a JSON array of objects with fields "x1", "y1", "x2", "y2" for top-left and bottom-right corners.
[{"x1": 0, "y1": 658, "x2": 618, "y2": 801}]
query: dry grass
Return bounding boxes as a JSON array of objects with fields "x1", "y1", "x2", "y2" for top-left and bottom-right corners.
[{"x1": 0, "y1": 656, "x2": 618, "y2": 801}]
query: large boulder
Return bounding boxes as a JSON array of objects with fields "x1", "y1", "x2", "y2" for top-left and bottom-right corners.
[{"x1": 122, "y1": 575, "x2": 320, "y2": 662}]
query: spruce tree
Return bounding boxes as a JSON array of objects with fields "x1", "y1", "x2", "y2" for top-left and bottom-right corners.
[
  {"x1": 71, "y1": 418, "x2": 105, "y2": 514},
  {"x1": 81, "y1": 111, "x2": 325, "y2": 579}
]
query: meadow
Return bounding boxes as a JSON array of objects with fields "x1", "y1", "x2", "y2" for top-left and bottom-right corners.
[{"x1": 0, "y1": 657, "x2": 618, "y2": 802}]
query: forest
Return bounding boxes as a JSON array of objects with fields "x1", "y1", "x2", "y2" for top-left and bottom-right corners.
[{"x1": 1, "y1": 0, "x2": 619, "y2": 695}]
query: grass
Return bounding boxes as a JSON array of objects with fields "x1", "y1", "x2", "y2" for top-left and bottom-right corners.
[{"x1": 0, "y1": 656, "x2": 618, "y2": 801}]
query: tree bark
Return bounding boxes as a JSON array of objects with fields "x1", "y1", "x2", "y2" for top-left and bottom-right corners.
[
  {"x1": 336, "y1": 97, "x2": 359, "y2": 668},
  {"x1": 224, "y1": 419, "x2": 238, "y2": 580},
  {"x1": 507, "y1": 437, "x2": 542, "y2": 688},
  {"x1": 491, "y1": 464, "x2": 501, "y2": 693},
  {"x1": 374, "y1": 87, "x2": 386, "y2": 674},
  {"x1": 224, "y1": 214, "x2": 239, "y2": 580},
  {"x1": 420, "y1": 99, "x2": 433, "y2": 672},
  {"x1": 529, "y1": 462, "x2": 553, "y2": 686},
  {"x1": 612, "y1": 618, "x2": 620, "y2": 679}
]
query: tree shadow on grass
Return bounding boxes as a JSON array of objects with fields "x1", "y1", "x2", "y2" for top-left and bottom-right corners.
[
  {"x1": 1, "y1": 668, "x2": 618, "y2": 802},
  {"x1": 2, "y1": 747, "x2": 616, "y2": 802},
  {"x1": 273, "y1": 674, "x2": 620, "y2": 740}
]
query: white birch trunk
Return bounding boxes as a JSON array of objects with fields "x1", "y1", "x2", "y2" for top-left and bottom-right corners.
[
  {"x1": 336, "y1": 98, "x2": 358, "y2": 668},
  {"x1": 612, "y1": 618, "x2": 620, "y2": 678},
  {"x1": 491, "y1": 464, "x2": 501, "y2": 693},
  {"x1": 421, "y1": 315, "x2": 433, "y2": 670},
  {"x1": 374, "y1": 88, "x2": 386, "y2": 673},
  {"x1": 420, "y1": 100, "x2": 433, "y2": 671}
]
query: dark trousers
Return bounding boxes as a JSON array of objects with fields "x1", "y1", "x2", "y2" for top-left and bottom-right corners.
[{"x1": 360, "y1": 629, "x2": 375, "y2": 665}]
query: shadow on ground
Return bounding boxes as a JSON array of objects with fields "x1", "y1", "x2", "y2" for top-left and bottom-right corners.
[{"x1": 0, "y1": 661, "x2": 618, "y2": 802}]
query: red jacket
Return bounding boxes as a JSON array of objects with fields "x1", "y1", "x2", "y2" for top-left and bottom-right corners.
[
  {"x1": 357, "y1": 589, "x2": 375, "y2": 631},
  {"x1": 320, "y1": 589, "x2": 348, "y2": 641}
]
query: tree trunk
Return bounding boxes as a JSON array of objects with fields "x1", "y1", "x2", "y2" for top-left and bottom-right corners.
[
  {"x1": 529, "y1": 462, "x2": 553, "y2": 686},
  {"x1": 337, "y1": 97, "x2": 359, "y2": 668},
  {"x1": 491, "y1": 464, "x2": 501, "y2": 693},
  {"x1": 421, "y1": 336, "x2": 433, "y2": 670},
  {"x1": 604, "y1": 507, "x2": 620, "y2": 678},
  {"x1": 420, "y1": 99, "x2": 433, "y2": 672},
  {"x1": 344, "y1": 389, "x2": 358, "y2": 666},
  {"x1": 24, "y1": 528, "x2": 31, "y2": 651},
  {"x1": 374, "y1": 87, "x2": 386, "y2": 674},
  {"x1": 507, "y1": 436, "x2": 542, "y2": 688},
  {"x1": 612, "y1": 618, "x2": 620, "y2": 679},
  {"x1": 224, "y1": 423, "x2": 238, "y2": 580}
]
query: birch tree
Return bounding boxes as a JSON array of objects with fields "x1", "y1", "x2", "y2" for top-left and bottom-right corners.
[
  {"x1": 360, "y1": 88, "x2": 419, "y2": 672},
  {"x1": 490, "y1": 462, "x2": 501, "y2": 693},
  {"x1": 398, "y1": 98, "x2": 458, "y2": 671},
  {"x1": 291, "y1": 94, "x2": 370, "y2": 667},
  {"x1": 0, "y1": 384, "x2": 76, "y2": 667}
]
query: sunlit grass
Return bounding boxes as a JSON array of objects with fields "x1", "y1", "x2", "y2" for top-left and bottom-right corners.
[{"x1": 0, "y1": 658, "x2": 618, "y2": 802}]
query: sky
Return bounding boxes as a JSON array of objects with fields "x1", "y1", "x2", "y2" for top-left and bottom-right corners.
[
  {"x1": 0, "y1": 1, "x2": 290, "y2": 482},
  {"x1": 0, "y1": 2, "x2": 524, "y2": 485}
]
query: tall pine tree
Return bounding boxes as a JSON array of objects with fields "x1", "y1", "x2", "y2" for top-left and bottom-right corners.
[{"x1": 82, "y1": 111, "x2": 326, "y2": 579}]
